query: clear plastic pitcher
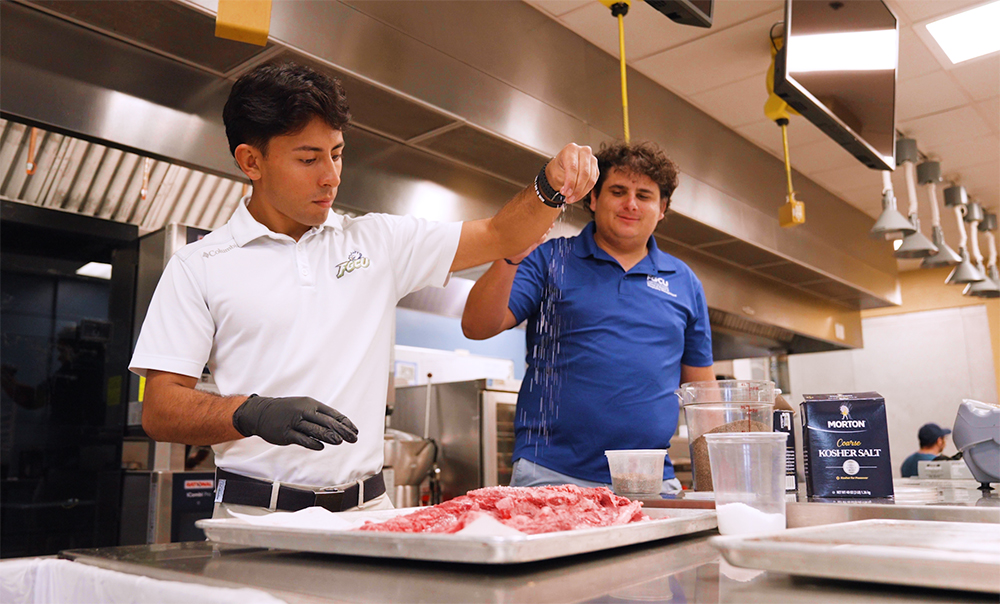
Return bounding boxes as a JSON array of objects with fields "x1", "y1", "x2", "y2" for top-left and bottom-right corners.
[{"x1": 676, "y1": 380, "x2": 775, "y2": 491}]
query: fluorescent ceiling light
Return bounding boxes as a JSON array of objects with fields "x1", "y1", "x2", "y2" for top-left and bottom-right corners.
[
  {"x1": 788, "y1": 29, "x2": 897, "y2": 73},
  {"x1": 76, "y1": 262, "x2": 112, "y2": 280},
  {"x1": 925, "y1": 1, "x2": 1000, "y2": 64}
]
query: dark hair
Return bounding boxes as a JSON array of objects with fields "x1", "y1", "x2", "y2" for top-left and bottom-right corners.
[
  {"x1": 588, "y1": 141, "x2": 679, "y2": 215},
  {"x1": 223, "y1": 62, "x2": 351, "y2": 157}
]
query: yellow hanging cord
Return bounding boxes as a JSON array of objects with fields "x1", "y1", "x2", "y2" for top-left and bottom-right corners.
[
  {"x1": 617, "y1": 12, "x2": 630, "y2": 143},
  {"x1": 780, "y1": 120, "x2": 793, "y2": 200}
]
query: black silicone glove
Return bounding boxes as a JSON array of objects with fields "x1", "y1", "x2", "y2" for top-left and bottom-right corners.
[{"x1": 232, "y1": 395, "x2": 359, "y2": 450}]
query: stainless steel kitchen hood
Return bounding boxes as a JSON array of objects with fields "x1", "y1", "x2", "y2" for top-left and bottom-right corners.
[{"x1": 0, "y1": 0, "x2": 898, "y2": 354}]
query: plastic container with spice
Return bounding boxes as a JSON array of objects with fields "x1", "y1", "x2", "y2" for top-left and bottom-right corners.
[{"x1": 676, "y1": 380, "x2": 775, "y2": 491}]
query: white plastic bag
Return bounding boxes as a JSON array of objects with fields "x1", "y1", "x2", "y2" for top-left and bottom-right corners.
[{"x1": 0, "y1": 558, "x2": 286, "y2": 604}]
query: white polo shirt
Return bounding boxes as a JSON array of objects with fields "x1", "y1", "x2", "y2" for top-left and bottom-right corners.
[{"x1": 130, "y1": 198, "x2": 462, "y2": 487}]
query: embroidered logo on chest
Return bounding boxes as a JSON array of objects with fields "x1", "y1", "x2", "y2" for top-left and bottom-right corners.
[
  {"x1": 646, "y1": 275, "x2": 677, "y2": 297},
  {"x1": 336, "y1": 250, "x2": 370, "y2": 279}
]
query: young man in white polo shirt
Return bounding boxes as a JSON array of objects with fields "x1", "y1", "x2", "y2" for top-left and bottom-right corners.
[{"x1": 129, "y1": 62, "x2": 597, "y2": 518}]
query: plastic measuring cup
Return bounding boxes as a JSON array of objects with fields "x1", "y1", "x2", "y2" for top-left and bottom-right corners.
[
  {"x1": 605, "y1": 449, "x2": 666, "y2": 498},
  {"x1": 677, "y1": 380, "x2": 775, "y2": 491},
  {"x1": 705, "y1": 432, "x2": 788, "y2": 536}
]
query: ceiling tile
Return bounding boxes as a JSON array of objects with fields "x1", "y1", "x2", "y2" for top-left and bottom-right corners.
[
  {"x1": 974, "y1": 97, "x2": 1000, "y2": 132},
  {"x1": 557, "y1": 0, "x2": 785, "y2": 62},
  {"x1": 556, "y1": 1, "x2": 710, "y2": 63},
  {"x1": 897, "y1": 27, "x2": 942, "y2": 81},
  {"x1": 809, "y1": 164, "x2": 883, "y2": 198},
  {"x1": 929, "y1": 135, "x2": 1000, "y2": 171},
  {"x1": 555, "y1": 3, "x2": 631, "y2": 58},
  {"x1": 949, "y1": 55, "x2": 1000, "y2": 102},
  {"x1": 785, "y1": 116, "x2": 832, "y2": 147},
  {"x1": 707, "y1": 0, "x2": 785, "y2": 29},
  {"x1": 791, "y1": 135, "x2": 868, "y2": 175},
  {"x1": 896, "y1": 71, "x2": 971, "y2": 121},
  {"x1": 835, "y1": 184, "x2": 885, "y2": 219},
  {"x1": 634, "y1": 10, "x2": 782, "y2": 97},
  {"x1": 522, "y1": 0, "x2": 592, "y2": 17},
  {"x1": 898, "y1": 105, "x2": 993, "y2": 149},
  {"x1": 734, "y1": 121, "x2": 785, "y2": 159},
  {"x1": 890, "y1": 0, "x2": 987, "y2": 23},
  {"x1": 735, "y1": 116, "x2": 836, "y2": 163},
  {"x1": 948, "y1": 161, "x2": 1000, "y2": 208},
  {"x1": 689, "y1": 72, "x2": 769, "y2": 129},
  {"x1": 882, "y1": 0, "x2": 914, "y2": 26}
]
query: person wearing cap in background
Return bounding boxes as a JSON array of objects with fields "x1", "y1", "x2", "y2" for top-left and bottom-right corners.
[{"x1": 900, "y1": 423, "x2": 953, "y2": 478}]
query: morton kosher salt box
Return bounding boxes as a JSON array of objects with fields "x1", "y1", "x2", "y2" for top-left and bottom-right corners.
[{"x1": 800, "y1": 393, "x2": 893, "y2": 499}]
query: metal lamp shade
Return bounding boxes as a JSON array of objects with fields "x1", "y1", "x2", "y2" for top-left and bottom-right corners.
[
  {"x1": 870, "y1": 192, "x2": 914, "y2": 240},
  {"x1": 964, "y1": 265, "x2": 1000, "y2": 298},
  {"x1": 894, "y1": 227, "x2": 938, "y2": 258},
  {"x1": 946, "y1": 248, "x2": 985, "y2": 284},
  {"x1": 921, "y1": 226, "x2": 962, "y2": 268}
]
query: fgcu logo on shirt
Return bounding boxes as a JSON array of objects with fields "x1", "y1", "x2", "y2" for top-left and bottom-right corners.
[
  {"x1": 646, "y1": 275, "x2": 677, "y2": 297},
  {"x1": 336, "y1": 250, "x2": 370, "y2": 279}
]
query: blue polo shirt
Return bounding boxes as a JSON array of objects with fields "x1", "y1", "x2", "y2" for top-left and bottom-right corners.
[{"x1": 507, "y1": 222, "x2": 713, "y2": 483}]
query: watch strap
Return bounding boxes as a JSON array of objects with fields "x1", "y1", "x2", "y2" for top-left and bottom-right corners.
[{"x1": 535, "y1": 166, "x2": 566, "y2": 208}]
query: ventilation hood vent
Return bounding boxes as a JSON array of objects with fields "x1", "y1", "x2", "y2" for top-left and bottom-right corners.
[
  {"x1": 1, "y1": 0, "x2": 881, "y2": 356},
  {"x1": 26, "y1": 0, "x2": 276, "y2": 75}
]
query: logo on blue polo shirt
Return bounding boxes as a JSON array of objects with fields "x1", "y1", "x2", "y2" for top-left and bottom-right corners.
[
  {"x1": 646, "y1": 275, "x2": 677, "y2": 297},
  {"x1": 336, "y1": 250, "x2": 370, "y2": 279}
]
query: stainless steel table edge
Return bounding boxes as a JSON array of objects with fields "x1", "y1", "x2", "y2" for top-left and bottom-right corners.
[
  {"x1": 787, "y1": 501, "x2": 1000, "y2": 527},
  {"x1": 61, "y1": 548, "x2": 332, "y2": 604},
  {"x1": 197, "y1": 508, "x2": 718, "y2": 564},
  {"x1": 709, "y1": 519, "x2": 1000, "y2": 595}
]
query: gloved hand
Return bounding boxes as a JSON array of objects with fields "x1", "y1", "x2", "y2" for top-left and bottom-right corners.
[{"x1": 232, "y1": 395, "x2": 359, "y2": 450}]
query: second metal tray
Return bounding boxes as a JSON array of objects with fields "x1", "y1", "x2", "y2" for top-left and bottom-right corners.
[
  {"x1": 198, "y1": 507, "x2": 716, "y2": 565},
  {"x1": 711, "y1": 519, "x2": 1000, "y2": 594}
]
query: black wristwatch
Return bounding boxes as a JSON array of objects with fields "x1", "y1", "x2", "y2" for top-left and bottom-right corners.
[{"x1": 535, "y1": 165, "x2": 566, "y2": 208}]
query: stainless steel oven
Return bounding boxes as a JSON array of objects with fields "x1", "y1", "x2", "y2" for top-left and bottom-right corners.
[{"x1": 392, "y1": 379, "x2": 520, "y2": 501}]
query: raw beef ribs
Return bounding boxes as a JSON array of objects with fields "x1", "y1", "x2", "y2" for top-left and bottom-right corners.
[{"x1": 357, "y1": 485, "x2": 647, "y2": 534}]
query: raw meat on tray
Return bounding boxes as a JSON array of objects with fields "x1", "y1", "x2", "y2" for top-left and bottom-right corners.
[{"x1": 357, "y1": 485, "x2": 648, "y2": 534}]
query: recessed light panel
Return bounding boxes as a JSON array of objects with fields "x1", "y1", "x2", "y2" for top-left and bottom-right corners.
[{"x1": 925, "y1": 1, "x2": 1000, "y2": 64}]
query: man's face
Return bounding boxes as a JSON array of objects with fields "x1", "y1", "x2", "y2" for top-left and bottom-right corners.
[
  {"x1": 245, "y1": 117, "x2": 344, "y2": 237},
  {"x1": 589, "y1": 168, "x2": 666, "y2": 248}
]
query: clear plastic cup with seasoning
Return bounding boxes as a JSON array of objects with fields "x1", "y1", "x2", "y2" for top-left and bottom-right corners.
[
  {"x1": 605, "y1": 449, "x2": 666, "y2": 499},
  {"x1": 705, "y1": 432, "x2": 788, "y2": 536},
  {"x1": 677, "y1": 380, "x2": 775, "y2": 491}
]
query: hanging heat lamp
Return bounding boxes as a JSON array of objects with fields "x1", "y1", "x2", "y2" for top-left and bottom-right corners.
[
  {"x1": 944, "y1": 188, "x2": 985, "y2": 285},
  {"x1": 893, "y1": 138, "x2": 937, "y2": 258},
  {"x1": 871, "y1": 170, "x2": 915, "y2": 240},
  {"x1": 918, "y1": 161, "x2": 962, "y2": 268},
  {"x1": 966, "y1": 211, "x2": 1000, "y2": 298}
]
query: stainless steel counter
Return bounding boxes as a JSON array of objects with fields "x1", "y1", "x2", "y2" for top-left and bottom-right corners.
[
  {"x1": 62, "y1": 513, "x2": 997, "y2": 604},
  {"x1": 58, "y1": 481, "x2": 998, "y2": 603}
]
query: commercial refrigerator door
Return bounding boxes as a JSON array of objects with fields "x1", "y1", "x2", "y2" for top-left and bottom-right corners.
[{"x1": 482, "y1": 388, "x2": 518, "y2": 487}]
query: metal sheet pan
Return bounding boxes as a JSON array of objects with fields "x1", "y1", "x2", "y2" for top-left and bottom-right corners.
[
  {"x1": 198, "y1": 508, "x2": 716, "y2": 565},
  {"x1": 711, "y1": 519, "x2": 1000, "y2": 594}
]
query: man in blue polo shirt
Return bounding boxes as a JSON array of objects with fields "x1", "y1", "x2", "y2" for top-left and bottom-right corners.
[{"x1": 462, "y1": 141, "x2": 714, "y2": 493}]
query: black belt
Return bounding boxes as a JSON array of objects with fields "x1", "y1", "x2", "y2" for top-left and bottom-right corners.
[{"x1": 216, "y1": 469, "x2": 385, "y2": 513}]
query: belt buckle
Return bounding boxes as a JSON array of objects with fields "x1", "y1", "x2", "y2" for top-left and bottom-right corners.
[{"x1": 314, "y1": 487, "x2": 347, "y2": 512}]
